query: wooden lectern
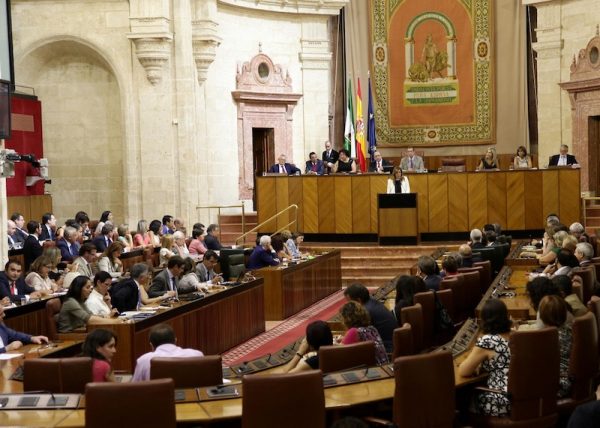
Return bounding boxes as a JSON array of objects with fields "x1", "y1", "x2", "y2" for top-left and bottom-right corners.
[{"x1": 377, "y1": 193, "x2": 418, "y2": 245}]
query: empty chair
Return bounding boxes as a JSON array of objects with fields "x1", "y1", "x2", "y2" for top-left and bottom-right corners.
[
  {"x1": 440, "y1": 158, "x2": 465, "y2": 172},
  {"x1": 470, "y1": 328, "x2": 559, "y2": 427},
  {"x1": 319, "y1": 341, "x2": 377, "y2": 373},
  {"x1": 460, "y1": 270, "x2": 482, "y2": 316},
  {"x1": 414, "y1": 291, "x2": 435, "y2": 348},
  {"x1": 24, "y1": 357, "x2": 92, "y2": 393},
  {"x1": 242, "y1": 370, "x2": 325, "y2": 428},
  {"x1": 86, "y1": 378, "x2": 175, "y2": 428},
  {"x1": 473, "y1": 260, "x2": 492, "y2": 293},
  {"x1": 572, "y1": 267, "x2": 595, "y2": 304},
  {"x1": 400, "y1": 303, "x2": 424, "y2": 353},
  {"x1": 392, "y1": 323, "x2": 414, "y2": 360},
  {"x1": 228, "y1": 253, "x2": 246, "y2": 280},
  {"x1": 441, "y1": 275, "x2": 468, "y2": 323},
  {"x1": 436, "y1": 288, "x2": 455, "y2": 321},
  {"x1": 150, "y1": 355, "x2": 222, "y2": 388},
  {"x1": 45, "y1": 298, "x2": 61, "y2": 341},
  {"x1": 558, "y1": 312, "x2": 598, "y2": 413},
  {"x1": 393, "y1": 351, "x2": 455, "y2": 427}
]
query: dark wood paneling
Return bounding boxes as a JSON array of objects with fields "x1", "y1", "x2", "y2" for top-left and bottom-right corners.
[
  {"x1": 257, "y1": 178, "x2": 276, "y2": 232},
  {"x1": 506, "y1": 172, "x2": 525, "y2": 230},
  {"x1": 288, "y1": 177, "x2": 304, "y2": 232},
  {"x1": 352, "y1": 176, "x2": 371, "y2": 233},
  {"x1": 317, "y1": 177, "x2": 336, "y2": 233},
  {"x1": 468, "y1": 173, "x2": 487, "y2": 229},
  {"x1": 428, "y1": 174, "x2": 448, "y2": 232},
  {"x1": 302, "y1": 177, "x2": 319, "y2": 233},
  {"x1": 448, "y1": 174, "x2": 468, "y2": 232},
  {"x1": 524, "y1": 171, "x2": 544, "y2": 229},
  {"x1": 487, "y1": 173, "x2": 507, "y2": 227}
]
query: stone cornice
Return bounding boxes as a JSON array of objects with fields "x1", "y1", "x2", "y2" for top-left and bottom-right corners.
[
  {"x1": 218, "y1": 0, "x2": 348, "y2": 16},
  {"x1": 521, "y1": 0, "x2": 560, "y2": 5}
]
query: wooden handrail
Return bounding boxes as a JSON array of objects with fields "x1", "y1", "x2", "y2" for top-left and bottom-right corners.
[
  {"x1": 196, "y1": 203, "x2": 245, "y2": 244},
  {"x1": 235, "y1": 204, "x2": 298, "y2": 246}
]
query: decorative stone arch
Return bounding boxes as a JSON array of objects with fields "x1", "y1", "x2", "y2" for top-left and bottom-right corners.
[
  {"x1": 404, "y1": 12, "x2": 457, "y2": 79},
  {"x1": 232, "y1": 51, "x2": 302, "y2": 200}
]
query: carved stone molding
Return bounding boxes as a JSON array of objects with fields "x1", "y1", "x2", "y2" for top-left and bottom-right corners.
[
  {"x1": 232, "y1": 52, "x2": 302, "y2": 199},
  {"x1": 218, "y1": 0, "x2": 348, "y2": 16},
  {"x1": 299, "y1": 39, "x2": 331, "y2": 70},
  {"x1": 192, "y1": 19, "x2": 222, "y2": 85},
  {"x1": 127, "y1": 34, "x2": 173, "y2": 84}
]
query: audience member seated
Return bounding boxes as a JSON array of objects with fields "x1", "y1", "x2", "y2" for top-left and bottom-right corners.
[
  {"x1": 538, "y1": 295, "x2": 573, "y2": 398},
  {"x1": 161, "y1": 215, "x2": 175, "y2": 235},
  {"x1": 247, "y1": 235, "x2": 280, "y2": 269},
  {"x1": 386, "y1": 166, "x2": 410, "y2": 194},
  {"x1": 81, "y1": 329, "x2": 117, "y2": 382},
  {"x1": 344, "y1": 283, "x2": 397, "y2": 353},
  {"x1": 285, "y1": 231, "x2": 303, "y2": 258},
  {"x1": 7, "y1": 220, "x2": 20, "y2": 250},
  {"x1": 279, "y1": 230, "x2": 295, "y2": 259},
  {"x1": 569, "y1": 222, "x2": 587, "y2": 242},
  {"x1": 116, "y1": 224, "x2": 134, "y2": 251},
  {"x1": 485, "y1": 230, "x2": 497, "y2": 247},
  {"x1": 269, "y1": 153, "x2": 301, "y2": 175},
  {"x1": 179, "y1": 257, "x2": 211, "y2": 293},
  {"x1": 92, "y1": 223, "x2": 114, "y2": 253},
  {"x1": 541, "y1": 248, "x2": 578, "y2": 278},
  {"x1": 339, "y1": 301, "x2": 389, "y2": 365},
  {"x1": 322, "y1": 140, "x2": 339, "y2": 174},
  {"x1": 271, "y1": 234, "x2": 290, "y2": 261},
  {"x1": 23, "y1": 221, "x2": 43, "y2": 271},
  {"x1": 133, "y1": 220, "x2": 151, "y2": 247},
  {"x1": 11, "y1": 212, "x2": 28, "y2": 244},
  {"x1": 441, "y1": 254, "x2": 459, "y2": 277},
  {"x1": 86, "y1": 272, "x2": 118, "y2": 317},
  {"x1": 305, "y1": 151, "x2": 324, "y2": 175},
  {"x1": 43, "y1": 247, "x2": 65, "y2": 284},
  {"x1": 470, "y1": 228, "x2": 485, "y2": 249},
  {"x1": 25, "y1": 256, "x2": 59, "y2": 296},
  {"x1": 172, "y1": 231, "x2": 190, "y2": 258},
  {"x1": 148, "y1": 219, "x2": 162, "y2": 246},
  {"x1": 189, "y1": 226, "x2": 208, "y2": 256},
  {"x1": 195, "y1": 250, "x2": 223, "y2": 285},
  {"x1": 519, "y1": 276, "x2": 573, "y2": 331},
  {"x1": 416, "y1": 255, "x2": 442, "y2": 291},
  {"x1": 0, "y1": 303, "x2": 48, "y2": 353},
  {"x1": 97, "y1": 242, "x2": 125, "y2": 279},
  {"x1": 0, "y1": 260, "x2": 41, "y2": 304},
  {"x1": 72, "y1": 243, "x2": 98, "y2": 279},
  {"x1": 112, "y1": 263, "x2": 174, "y2": 313},
  {"x1": 39, "y1": 212, "x2": 57, "y2": 242},
  {"x1": 369, "y1": 151, "x2": 392, "y2": 173},
  {"x1": 567, "y1": 400, "x2": 600, "y2": 427},
  {"x1": 284, "y1": 320, "x2": 333, "y2": 373},
  {"x1": 56, "y1": 227, "x2": 79, "y2": 263},
  {"x1": 75, "y1": 211, "x2": 91, "y2": 241},
  {"x1": 513, "y1": 145, "x2": 532, "y2": 169},
  {"x1": 477, "y1": 147, "x2": 500, "y2": 170},
  {"x1": 458, "y1": 299, "x2": 511, "y2": 416},
  {"x1": 94, "y1": 211, "x2": 113, "y2": 236},
  {"x1": 553, "y1": 274, "x2": 588, "y2": 318},
  {"x1": 399, "y1": 147, "x2": 424, "y2": 171},
  {"x1": 392, "y1": 275, "x2": 425, "y2": 324},
  {"x1": 148, "y1": 256, "x2": 185, "y2": 298},
  {"x1": 173, "y1": 218, "x2": 186, "y2": 234},
  {"x1": 132, "y1": 323, "x2": 204, "y2": 381},
  {"x1": 58, "y1": 276, "x2": 124, "y2": 332},
  {"x1": 549, "y1": 144, "x2": 578, "y2": 166},
  {"x1": 159, "y1": 234, "x2": 175, "y2": 267},
  {"x1": 459, "y1": 244, "x2": 482, "y2": 267},
  {"x1": 204, "y1": 224, "x2": 222, "y2": 250},
  {"x1": 333, "y1": 149, "x2": 357, "y2": 173}
]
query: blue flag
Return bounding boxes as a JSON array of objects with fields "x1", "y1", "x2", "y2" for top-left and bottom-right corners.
[{"x1": 367, "y1": 77, "x2": 377, "y2": 166}]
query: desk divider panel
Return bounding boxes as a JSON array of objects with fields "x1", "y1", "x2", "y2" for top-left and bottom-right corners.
[
  {"x1": 288, "y1": 177, "x2": 304, "y2": 232},
  {"x1": 318, "y1": 176, "x2": 336, "y2": 233},
  {"x1": 524, "y1": 171, "x2": 544, "y2": 229},
  {"x1": 448, "y1": 174, "x2": 469, "y2": 232},
  {"x1": 506, "y1": 172, "x2": 526, "y2": 230},
  {"x1": 428, "y1": 174, "x2": 449, "y2": 232},
  {"x1": 487, "y1": 172, "x2": 507, "y2": 227},
  {"x1": 334, "y1": 177, "x2": 353, "y2": 234},
  {"x1": 275, "y1": 178, "x2": 290, "y2": 230},
  {"x1": 542, "y1": 170, "x2": 559, "y2": 222},
  {"x1": 409, "y1": 174, "x2": 429, "y2": 233},
  {"x1": 302, "y1": 177, "x2": 319, "y2": 233},
  {"x1": 352, "y1": 175, "x2": 372, "y2": 233},
  {"x1": 467, "y1": 173, "x2": 487, "y2": 230},
  {"x1": 370, "y1": 175, "x2": 388, "y2": 233},
  {"x1": 257, "y1": 177, "x2": 277, "y2": 233}
]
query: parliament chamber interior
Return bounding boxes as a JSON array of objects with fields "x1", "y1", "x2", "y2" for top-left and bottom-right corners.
[{"x1": 2, "y1": 0, "x2": 600, "y2": 427}]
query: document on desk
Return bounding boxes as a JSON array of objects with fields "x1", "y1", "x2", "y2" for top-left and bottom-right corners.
[{"x1": 0, "y1": 353, "x2": 22, "y2": 360}]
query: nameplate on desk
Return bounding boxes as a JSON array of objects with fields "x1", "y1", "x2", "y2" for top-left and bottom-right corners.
[{"x1": 0, "y1": 394, "x2": 81, "y2": 409}]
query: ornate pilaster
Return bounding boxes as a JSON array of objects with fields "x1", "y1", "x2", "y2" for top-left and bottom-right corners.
[{"x1": 127, "y1": 31, "x2": 173, "y2": 85}]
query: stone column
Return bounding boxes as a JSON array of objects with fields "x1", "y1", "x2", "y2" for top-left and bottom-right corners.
[
  {"x1": 299, "y1": 19, "x2": 332, "y2": 164},
  {"x1": 527, "y1": 0, "x2": 564, "y2": 166}
]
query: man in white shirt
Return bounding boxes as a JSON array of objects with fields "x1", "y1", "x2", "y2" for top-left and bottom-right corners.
[
  {"x1": 85, "y1": 271, "x2": 117, "y2": 317},
  {"x1": 549, "y1": 144, "x2": 578, "y2": 166},
  {"x1": 132, "y1": 324, "x2": 204, "y2": 381}
]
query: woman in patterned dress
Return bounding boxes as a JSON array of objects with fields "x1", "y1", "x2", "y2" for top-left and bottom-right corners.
[{"x1": 458, "y1": 299, "x2": 512, "y2": 416}]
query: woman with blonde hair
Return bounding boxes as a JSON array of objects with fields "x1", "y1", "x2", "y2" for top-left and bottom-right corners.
[
  {"x1": 386, "y1": 166, "x2": 410, "y2": 194},
  {"x1": 25, "y1": 256, "x2": 59, "y2": 295},
  {"x1": 159, "y1": 234, "x2": 175, "y2": 266},
  {"x1": 478, "y1": 147, "x2": 499, "y2": 170}
]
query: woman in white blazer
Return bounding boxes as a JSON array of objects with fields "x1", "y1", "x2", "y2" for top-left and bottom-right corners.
[{"x1": 386, "y1": 166, "x2": 411, "y2": 194}]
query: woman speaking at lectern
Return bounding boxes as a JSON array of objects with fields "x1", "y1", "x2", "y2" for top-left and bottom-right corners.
[{"x1": 386, "y1": 166, "x2": 410, "y2": 194}]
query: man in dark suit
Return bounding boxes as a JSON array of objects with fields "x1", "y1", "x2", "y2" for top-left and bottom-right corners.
[
  {"x1": 148, "y1": 256, "x2": 185, "y2": 298},
  {"x1": 11, "y1": 213, "x2": 28, "y2": 243},
  {"x1": 39, "y1": 212, "x2": 56, "y2": 241},
  {"x1": 416, "y1": 255, "x2": 442, "y2": 291},
  {"x1": 322, "y1": 140, "x2": 338, "y2": 174},
  {"x1": 549, "y1": 144, "x2": 578, "y2": 166},
  {"x1": 458, "y1": 244, "x2": 482, "y2": 268},
  {"x1": 196, "y1": 250, "x2": 223, "y2": 284},
  {"x1": 247, "y1": 235, "x2": 280, "y2": 269},
  {"x1": 112, "y1": 263, "x2": 164, "y2": 313},
  {"x1": 268, "y1": 154, "x2": 301, "y2": 175},
  {"x1": 0, "y1": 303, "x2": 48, "y2": 353},
  {"x1": 56, "y1": 227, "x2": 79, "y2": 262},
  {"x1": 368, "y1": 151, "x2": 392, "y2": 173},
  {"x1": 305, "y1": 152, "x2": 324, "y2": 175},
  {"x1": 204, "y1": 224, "x2": 222, "y2": 250},
  {"x1": 0, "y1": 260, "x2": 42, "y2": 304},
  {"x1": 92, "y1": 223, "x2": 114, "y2": 253},
  {"x1": 23, "y1": 221, "x2": 43, "y2": 271}
]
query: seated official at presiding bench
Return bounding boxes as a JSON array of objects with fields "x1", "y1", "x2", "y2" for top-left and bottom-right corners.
[
  {"x1": 399, "y1": 147, "x2": 424, "y2": 171},
  {"x1": 269, "y1": 154, "x2": 301, "y2": 175},
  {"x1": 333, "y1": 149, "x2": 356, "y2": 173},
  {"x1": 247, "y1": 235, "x2": 280, "y2": 269},
  {"x1": 549, "y1": 144, "x2": 578, "y2": 166},
  {"x1": 369, "y1": 151, "x2": 392, "y2": 173},
  {"x1": 0, "y1": 304, "x2": 48, "y2": 353},
  {"x1": 305, "y1": 152, "x2": 324, "y2": 175},
  {"x1": 386, "y1": 166, "x2": 410, "y2": 194}
]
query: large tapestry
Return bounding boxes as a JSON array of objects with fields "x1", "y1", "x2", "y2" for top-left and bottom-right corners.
[{"x1": 370, "y1": 0, "x2": 494, "y2": 145}]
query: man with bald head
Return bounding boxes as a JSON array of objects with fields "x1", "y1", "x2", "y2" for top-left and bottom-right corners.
[
  {"x1": 459, "y1": 244, "x2": 482, "y2": 268},
  {"x1": 6, "y1": 220, "x2": 21, "y2": 250}
]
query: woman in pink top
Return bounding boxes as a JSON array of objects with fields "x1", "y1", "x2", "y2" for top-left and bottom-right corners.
[
  {"x1": 189, "y1": 227, "x2": 208, "y2": 256},
  {"x1": 339, "y1": 301, "x2": 388, "y2": 365},
  {"x1": 81, "y1": 329, "x2": 117, "y2": 382},
  {"x1": 133, "y1": 220, "x2": 151, "y2": 247}
]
